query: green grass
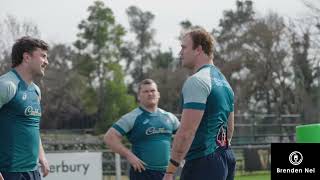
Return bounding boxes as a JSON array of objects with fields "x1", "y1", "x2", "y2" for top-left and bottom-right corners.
[
  {"x1": 104, "y1": 172, "x2": 271, "y2": 180},
  {"x1": 235, "y1": 171, "x2": 270, "y2": 180}
]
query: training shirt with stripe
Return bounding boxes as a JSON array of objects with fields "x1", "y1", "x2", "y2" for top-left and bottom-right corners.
[
  {"x1": 112, "y1": 107, "x2": 180, "y2": 171},
  {"x1": 182, "y1": 64, "x2": 234, "y2": 161},
  {"x1": 0, "y1": 69, "x2": 42, "y2": 172}
]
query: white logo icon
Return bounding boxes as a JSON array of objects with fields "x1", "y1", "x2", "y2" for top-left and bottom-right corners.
[
  {"x1": 289, "y1": 151, "x2": 303, "y2": 165},
  {"x1": 22, "y1": 93, "x2": 27, "y2": 100},
  {"x1": 143, "y1": 119, "x2": 149, "y2": 124}
]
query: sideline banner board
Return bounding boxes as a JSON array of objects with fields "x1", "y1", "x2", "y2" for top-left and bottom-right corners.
[{"x1": 43, "y1": 152, "x2": 102, "y2": 180}]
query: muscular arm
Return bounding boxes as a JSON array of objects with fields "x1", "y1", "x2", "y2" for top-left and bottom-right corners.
[
  {"x1": 104, "y1": 128, "x2": 133, "y2": 158},
  {"x1": 170, "y1": 109, "x2": 204, "y2": 163},
  {"x1": 227, "y1": 112, "x2": 234, "y2": 143},
  {"x1": 104, "y1": 128, "x2": 145, "y2": 172},
  {"x1": 39, "y1": 138, "x2": 49, "y2": 177}
]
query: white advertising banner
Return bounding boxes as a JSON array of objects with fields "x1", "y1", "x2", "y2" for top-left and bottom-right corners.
[{"x1": 43, "y1": 152, "x2": 102, "y2": 180}]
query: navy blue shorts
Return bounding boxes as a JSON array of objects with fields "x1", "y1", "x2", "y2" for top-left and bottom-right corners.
[
  {"x1": 0, "y1": 170, "x2": 41, "y2": 180},
  {"x1": 129, "y1": 167, "x2": 165, "y2": 180},
  {"x1": 180, "y1": 147, "x2": 236, "y2": 180}
]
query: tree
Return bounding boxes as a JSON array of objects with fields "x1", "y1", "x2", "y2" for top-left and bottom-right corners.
[
  {"x1": 241, "y1": 13, "x2": 293, "y2": 115},
  {"x1": 149, "y1": 48, "x2": 188, "y2": 113},
  {"x1": 301, "y1": 0, "x2": 320, "y2": 122},
  {"x1": 214, "y1": 1, "x2": 303, "y2": 118},
  {"x1": 40, "y1": 44, "x2": 93, "y2": 128},
  {"x1": 73, "y1": 0, "x2": 136, "y2": 133},
  {"x1": 152, "y1": 49, "x2": 176, "y2": 69},
  {"x1": 95, "y1": 64, "x2": 136, "y2": 133},
  {"x1": 0, "y1": 15, "x2": 40, "y2": 74},
  {"x1": 150, "y1": 68, "x2": 188, "y2": 114},
  {"x1": 124, "y1": 6, "x2": 157, "y2": 92},
  {"x1": 213, "y1": 0, "x2": 255, "y2": 113}
]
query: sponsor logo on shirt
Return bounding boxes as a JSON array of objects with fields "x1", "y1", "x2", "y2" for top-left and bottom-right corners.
[
  {"x1": 216, "y1": 126, "x2": 227, "y2": 147},
  {"x1": 145, "y1": 127, "x2": 171, "y2": 135},
  {"x1": 22, "y1": 93, "x2": 27, "y2": 100},
  {"x1": 24, "y1": 106, "x2": 41, "y2": 116}
]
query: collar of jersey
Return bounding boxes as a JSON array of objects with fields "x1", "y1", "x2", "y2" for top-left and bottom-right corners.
[
  {"x1": 196, "y1": 64, "x2": 214, "y2": 73},
  {"x1": 11, "y1": 69, "x2": 31, "y2": 89},
  {"x1": 139, "y1": 106, "x2": 159, "y2": 116}
]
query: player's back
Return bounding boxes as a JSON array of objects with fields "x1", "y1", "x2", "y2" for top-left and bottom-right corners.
[{"x1": 183, "y1": 64, "x2": 234, "y2": 160}]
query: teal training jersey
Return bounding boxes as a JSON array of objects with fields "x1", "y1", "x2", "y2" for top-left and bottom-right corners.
[
  {"x1": 0, "y1": 70, "x2": 42, "y2": 172},
  {"x1": 112, "y1": 107, "x2": 180, "y2": 171},
  {"x1": 182, "y1": 64, "x2": 234, "y2": 161}
]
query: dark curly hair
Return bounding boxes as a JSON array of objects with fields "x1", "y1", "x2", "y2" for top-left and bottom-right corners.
[{"x1": 11, "y1": 36, "x2": 49, "y2": 68}]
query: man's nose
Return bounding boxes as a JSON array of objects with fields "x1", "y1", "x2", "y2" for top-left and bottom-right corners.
[{"x1": 44, "y1": 58, "x2": 49, "y2": 65}]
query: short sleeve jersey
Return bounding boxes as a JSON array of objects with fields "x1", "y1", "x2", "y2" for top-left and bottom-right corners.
[
  {"x1": 182, "y1": 64, "x2": 234, "y2": 160},
  {"x1": 0, "y1": 70, "x2": 42, "y2": 172},
  {"x1": 112, "y1": 107, "x2": 180, "y2": 171}
]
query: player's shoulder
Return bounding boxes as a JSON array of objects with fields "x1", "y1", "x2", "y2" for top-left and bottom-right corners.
[
  {"x1": 0, "y1": 71, "x2": 19, "y2": 90},
  {"x1": 158, "y1": 108, "x2": 178, "y2": 120},
  {"x1": 121, "y1": 107, "x2": 143, "y2": 120},
  {"x1": 193, "y1": 66, "x2": 212, "y2": 81},
  {"x1": 184, "y1": 72, "x2": 211, "y2": 89},
  {"x1": 157, "y1": 108, "x2": 170, "y2": 114}
]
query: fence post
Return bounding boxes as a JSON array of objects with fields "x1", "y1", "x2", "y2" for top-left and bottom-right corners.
[{"x1": 115, "y1": 153, "x2": 121, "y2": 180}]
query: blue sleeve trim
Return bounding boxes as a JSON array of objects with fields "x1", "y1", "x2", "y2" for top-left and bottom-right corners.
[
  {"x1": 183, "y1": 102, "x2": 206, "y2": 110},
  {"x1": 112, "y1": 124, "x2": 126, "y2": 136}
]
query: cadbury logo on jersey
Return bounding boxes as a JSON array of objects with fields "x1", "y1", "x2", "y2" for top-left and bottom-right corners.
[
  {"x1": 24, "y1": 106, "x2": 41, "y2": 116},
  {"x1": 145, "y1": 127, "x2": 171, "y2": 135}
]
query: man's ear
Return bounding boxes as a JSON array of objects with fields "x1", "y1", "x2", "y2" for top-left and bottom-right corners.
[
  {"x1": 22, "y1": 52, "x2": 31, "y2": 63},
  {"x1": 196, "y1": 45, "x2": 203, "y2": 55}
]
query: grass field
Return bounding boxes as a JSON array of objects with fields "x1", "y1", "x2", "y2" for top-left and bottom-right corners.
[
  {"x1": 235, "y1": 171, "x2": 270, "y2": 180},
  {"x1": 236, "y1": 174, "x2": 270, "y2": 180},
  {"x1": 104, "y1": 172, "x2": 271, "y2": 180}
]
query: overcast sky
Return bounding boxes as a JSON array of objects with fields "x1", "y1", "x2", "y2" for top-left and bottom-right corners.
[{"x1": 0, "y1": 0, "x2": 310, "y2": 55}]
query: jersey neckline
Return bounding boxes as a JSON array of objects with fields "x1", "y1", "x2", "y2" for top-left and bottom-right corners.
[{"x1": 196, "y1": 64, "x2": 214, "y2": 73}]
